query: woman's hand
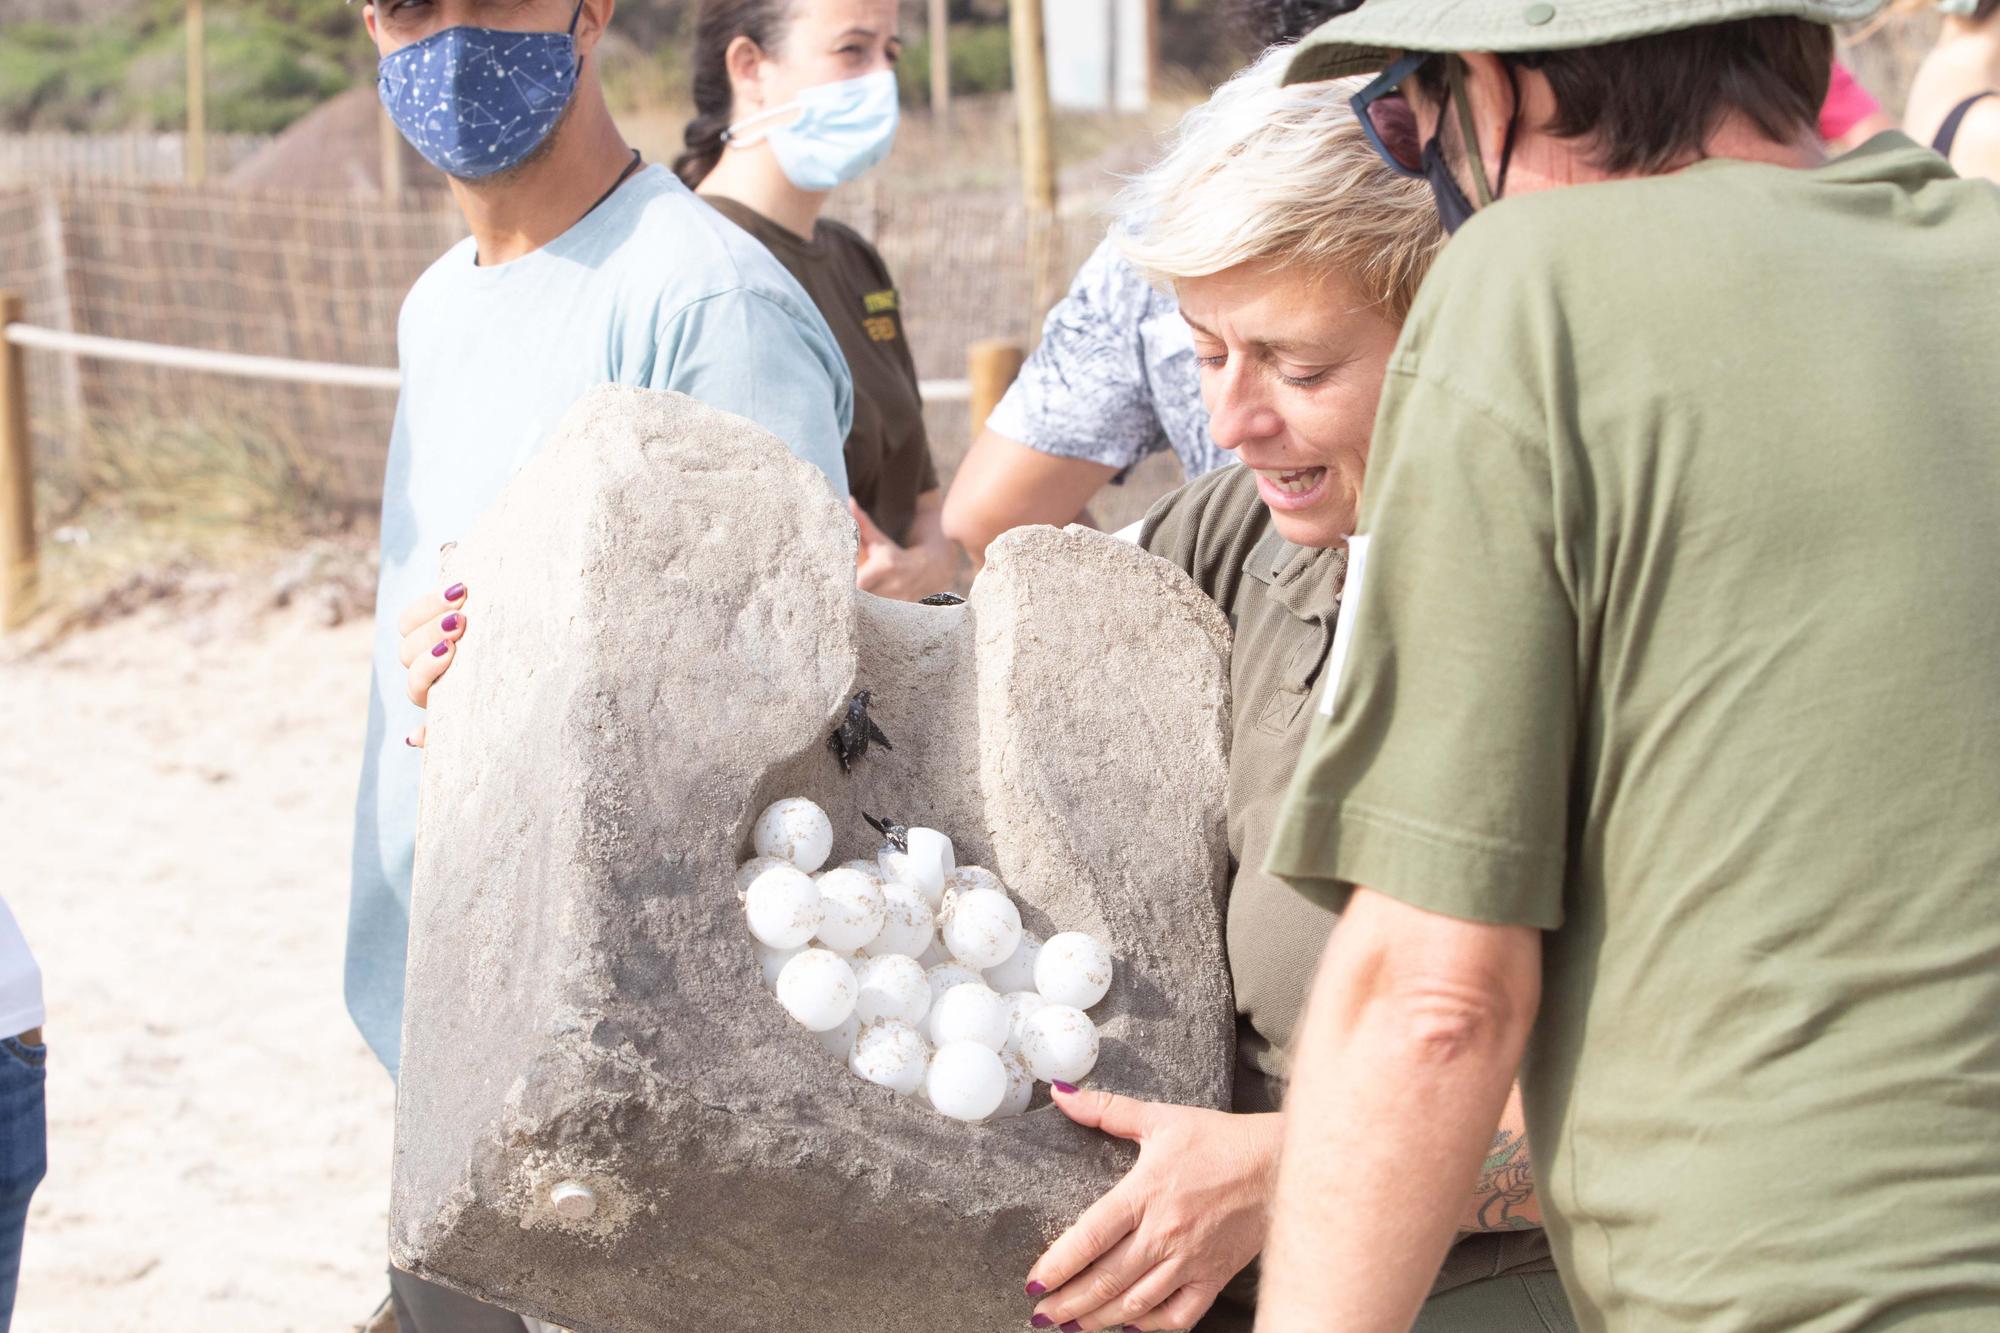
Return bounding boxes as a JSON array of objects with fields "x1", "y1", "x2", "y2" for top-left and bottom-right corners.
[
  {"x1": 396, "y1": 581, "x2": 468, "y2": 748},
  {"x1": 1025, "y1": 1086, "x2": 1283, "y2": 1332},
  {"x1": 852, "y1": 497, "x2": 959, "y2": 602}
]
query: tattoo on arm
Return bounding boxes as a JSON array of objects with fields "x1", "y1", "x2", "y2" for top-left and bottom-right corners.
[{"x1": 1471, "y1": 1129, "x2": 1539, "y2": 1232}]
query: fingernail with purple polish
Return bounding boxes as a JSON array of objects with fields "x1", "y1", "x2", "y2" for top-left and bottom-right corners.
[
  {"x1": 1061, "y1": 1322, "x2": 1083, "y2": 1333},
  {"x1": 441, "y1": 613, "x2": 460, "y2": 632},
  {"x1": 1052, "y1": 1081, "x2": 1078, "y2": 1095},
  {"x1": 431, "y1": 640, "x2": 449, "y2": 658},
  {"x1": 1030, "y1": 1317, "x2": 1053, "y2": 1330},
  {"x1": 444, "y1": 583, "x2": 466, "y2": 602},
  {"x1": 1026, "y1": 1281, "x2": 1046, "y2": 1297}
]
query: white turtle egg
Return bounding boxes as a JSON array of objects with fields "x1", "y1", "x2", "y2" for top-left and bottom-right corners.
[
  {"x1": 1001, "y1": 990, "x2": 1047, "y2": 1055},
  {"x1": 813, "y1": 868, "x2": 886, "y2": 952},
  {"x1": 744, "y1": 866, "x2": 822, "y2": 949},
  {"x1": 854, "y1": 954, "x2": 931, "y2": 1026},
  {"x1": 917, "y1": 934, "x2": 953, "y2": 969},
  {"x1": 983, "y1": 930, "x2": 1043, "y2": 995},
  {"x1": 926, "y1": 1040, "x2": 1007, "y2": 1122},
  {"x1": 752, "y1": 797, "x2": 833, "y2": 873},
  {"x1": 993, "y1": 1050, "x2": 1035, "y2": 1118},
  {"x1": 735, "y1": 854, "x2": 789, "y2": 899},
  {"x1": 929, "y1": 982, "x2": 1011, "y2": 1051},
  {"x1": 942, "y1": 888, "x2": 1023, "y2": 970},
  {"x1": 776, "y1": 948, "x2": 857, "y2": 1032},
  {"x1": 864, "y1": 883, "x2": 936, "y2": 958},
  {"x1": 906, "y1": 826, "x2": 956, "y2": 882},
  {"x1": 848, "y1": 1020, "x2": 931, "y2": 1096},
  {"x1": 1035, "y1": 931, "x2": 1114, "y2": 1010},
  {"x1": 840, "y1": 858, "x2": 888, "y2": 885},
  {"x1": 1020, "y1": 1004, "x2": 1099, "y2": 1083},
  {"x1": 815, "y1": 1012, "x2": 861, "y2": 1061},
  {"x1": 947, "y1": 865, "x2": 1007, "y2": 898},
  {"x1": 755, "y1": 941, "x2": 803, "y2": 991},
  {"x1": 878, "y1": 842, "x2": 946, "y2": 909},
  {"x1": 924, "y1": 961, "x2": 984, "y2": 1011}
]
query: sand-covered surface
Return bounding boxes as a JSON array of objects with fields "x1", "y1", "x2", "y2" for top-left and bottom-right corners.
[{"x1": 1, "y1": 581, "x2": 395, "y2": 1331}]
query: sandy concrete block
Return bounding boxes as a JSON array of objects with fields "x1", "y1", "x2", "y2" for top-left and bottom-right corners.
[{"x1": 393, "y1": 384, "x2": 1235, "y2": 1333}]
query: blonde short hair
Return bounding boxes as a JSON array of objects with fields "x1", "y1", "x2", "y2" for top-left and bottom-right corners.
[{"x1": 1116, "y1": 46, "x2": 1443, "y2": 321}]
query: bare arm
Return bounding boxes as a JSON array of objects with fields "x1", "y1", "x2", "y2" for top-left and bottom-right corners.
[
  {"x1": 940, "y1": 428, "x2": 1117, "y2": 574},
  {"x1": 1256, "y1": 888, "x2": 1542, "y2": 1333},
  {"x1": 1465, "y1": 1082, "x2": 1542, "y2": 1233},
  {"x1": 852, "y1": 488, "x2": 960, "y2": 601},
  {"x1": 1947, "y1": 101, "x2": 2000, "y2": 187}
]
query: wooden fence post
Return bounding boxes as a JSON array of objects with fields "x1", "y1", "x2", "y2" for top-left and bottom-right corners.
[
  {"x1": 0, "y1": 294, "x2": 38, "y2": 632},
  {"x1": 967, "y1": 338, "x2": 1026, "y2": 443},
  {"x1": 186, "y1": 0, "x2": 208, "y2": 186},
  {"x1": 928, "y1": 0, "x2": 951, "y2": 134}
]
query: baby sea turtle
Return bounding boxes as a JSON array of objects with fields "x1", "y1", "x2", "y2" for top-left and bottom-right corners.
[
  {"x1": 861, "y1": 810, "x2": 910, "y2": 853},
  {"x1": 829, "y1": 690, "x2": 894, "y2": 774},
  {"x1": 918, "y1": 592, "x2": 965, "y2": 606}
]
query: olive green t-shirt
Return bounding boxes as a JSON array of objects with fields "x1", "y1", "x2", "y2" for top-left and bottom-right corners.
[
  {"x1": 1269, "y1": 136, "x2": 2000, "y2": 1331},
  {"x1": 1141, "y1": 464, "x2": 1557, "y2": 1317},
  {"x1": 703, "y1": 196, "x2": 938, "y2": 542}
]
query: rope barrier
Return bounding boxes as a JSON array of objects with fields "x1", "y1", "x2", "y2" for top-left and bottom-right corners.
[{"x1": 0, "y1": 322, "x2": 975, "y2": 402}]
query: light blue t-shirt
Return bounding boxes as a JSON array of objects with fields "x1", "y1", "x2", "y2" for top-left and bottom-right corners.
[{"x1": 347, "y1": 165, "x2": 853, "y2": 1076}]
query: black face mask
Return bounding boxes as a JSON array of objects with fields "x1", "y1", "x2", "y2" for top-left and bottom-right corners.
[{"x1": 1421, "y1": 131, "x2": 1478, "y2": 235}]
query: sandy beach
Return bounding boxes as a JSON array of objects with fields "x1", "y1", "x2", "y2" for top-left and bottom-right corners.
[{"x1": 1, "y1": 578, "x2": 395, "y2": 1331}]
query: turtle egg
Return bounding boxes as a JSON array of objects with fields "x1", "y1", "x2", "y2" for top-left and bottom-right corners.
[
  {"x1": 1036, "y1": 931, "x2": 1114, "y2": 1010},
  {"x1": 948, "y1": 865, "x2": 1008, "y2": 897},
  {"x1": 752, "y1": 797, "x2": 833, "y2": 874},
  {"x1": 813, "y1": 868, "x2": 886, "y2": 952},
  {"x1": 1002, "y1": 990, "x2": 1047, "y2": 1055},
  {"x1": 993, "y1": 1050, "x2": 1035, "y2": 1118},
  {"x1": 929, "y1": 982, "x2": 1011, "y2": 1051},
  {"x1": 906, "y1": 826, "x2": 956, "y2": 881},
  {"x1": 848, "y1": 1020, "x2": 931, "y2": 1096},
  {"x1": 755, "y1": 941, "x2": 802, "y2": 991},
  {"x1": 983, "y1": 930, "x2": 1043, "y2": 995},
  {"x1": 924, "y1": 961, "x2": 984, "y2": 1010},
  {"x1": 1020, "y1": 1004, "x2": 1099, "y2": 1084},
  {"x1": 839, "y1": 858, "x2": 888, "y2": 885},
  {"x1": 942, "y1": 888, "x2": 1023, "y2": 970},
  {"x1": 926, "y1": 1040, "x2": 1007, "y2": 1122},
  {"x1": 864, "y1": 883, "x2": 936, "y2": 958},
  {"x1": 878, "y1": 843, "x2": 946, "y2": 910},
  {"x1": 744, "y1": 866, "x2": 821, "y2": 949},
  {"x1": 735, "y1": 855, "x2": 789, "y2": 899},
  {"x1": 815, "y1": 1012, "x2": 861, "y2": 1061},
  {"x1": 854, "y1": 954, "x2": 931, "y2": 1026},
  {"x1": 776, "y1": 948, "x2": 857, "y2": 1032}
]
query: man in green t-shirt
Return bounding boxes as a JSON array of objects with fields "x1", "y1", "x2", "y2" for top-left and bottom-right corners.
[{"x1": 1253, "y1": 3, "x2": 2000, "y2": 1331}]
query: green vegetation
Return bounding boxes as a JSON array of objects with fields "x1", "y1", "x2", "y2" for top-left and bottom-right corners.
[
  {"x1": 896, "y1": 22, "x2": 1016, "y2": 109},
  {"x1": 0, "y1": 0, "x2": 368, "y2": 134}
]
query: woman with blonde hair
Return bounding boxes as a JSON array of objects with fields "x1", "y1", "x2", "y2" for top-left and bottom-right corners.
[{"x1": 1014, "y1": 47, "x2": 1576, "y2": 1333}]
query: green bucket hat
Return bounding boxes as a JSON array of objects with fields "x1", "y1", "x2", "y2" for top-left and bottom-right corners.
[{"x1": 1284, "y1": 0, "x2": 1887, "y2": 84}]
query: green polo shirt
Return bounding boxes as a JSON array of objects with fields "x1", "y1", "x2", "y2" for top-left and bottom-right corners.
[{"x1": 1270, "y1": 136, "x2": 2000, "y2": 1331}]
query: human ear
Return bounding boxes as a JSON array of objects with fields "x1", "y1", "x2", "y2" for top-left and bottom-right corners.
[
  {"x1": 1457, "y1": 53, "x2": 1518, "y2": 181},
  {"x1": 724, "y1": 33, "x2": 768, "y2": 112},
  {"x1": 575, "y1": 0, "x2": 615, "y2": 57}
]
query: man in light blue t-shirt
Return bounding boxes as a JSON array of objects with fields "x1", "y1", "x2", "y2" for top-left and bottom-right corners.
[{"x1": 350, "y1": 3, "x2": 851, "y2": 1328}]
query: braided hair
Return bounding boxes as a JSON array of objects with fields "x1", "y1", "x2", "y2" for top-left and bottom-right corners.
[{"x1": 673, "y1": 0, "x2": 799, "y2": 189}]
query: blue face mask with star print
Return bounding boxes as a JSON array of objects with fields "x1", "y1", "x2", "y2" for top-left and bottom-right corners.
[{"x1": 377, "y1": 0, "x2": 585, "y2": 180}]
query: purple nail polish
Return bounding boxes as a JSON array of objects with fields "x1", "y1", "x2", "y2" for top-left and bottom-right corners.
[
  {"x1": 1052, "y1": 1081, "x2": 1078, "y2": 1095},
  {"x1": 441, "y1": 613, "x2": 461, "y2": 633},
  {"x1": 1030, "y1": 1318, "x2": 1053, "y2": 1330},
  {"x1": 431, "y1": 640, "x2": 449, "y2": 658},
  {"x1": 1061, "y1": 1322, "x2": 1083, "y2": 1332},
  {"x1": 1026, "y1": 1281, "x2": 1046, "y2": 1297},
  {"x1": 403, "y1": 735, "x2": 416, "y2": 747},
  {"x1": 444, "y1": 582, "x2": 466, "y2": 602}
]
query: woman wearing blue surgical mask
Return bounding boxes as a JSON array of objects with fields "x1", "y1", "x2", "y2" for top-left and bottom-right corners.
[{"x1": 676, "y1": 0, "x2": 958, "y2": 602}]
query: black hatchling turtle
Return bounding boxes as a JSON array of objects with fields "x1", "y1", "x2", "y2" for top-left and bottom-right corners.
[
  {"x1": 861, "y1": 810, "x2": 910, "y2": 853},
  {"x1": 918, "y1": 592, "x2": 966, "y2": 606},
  {"x1": 829, "y1": 690, "x2": 894, "y2": 774}
]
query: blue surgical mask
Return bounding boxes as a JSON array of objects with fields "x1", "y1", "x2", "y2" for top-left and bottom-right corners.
[
  {"x1": 724, "y1": 69, "x2": 900, "y2": 192},
  {"x1": 377, "y1": 1, "x2": 585, "y2": 181}
]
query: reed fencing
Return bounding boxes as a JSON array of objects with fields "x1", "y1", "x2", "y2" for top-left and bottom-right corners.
[{"x1": 0, "y1": 133, "x2": 268, "y2": 187}]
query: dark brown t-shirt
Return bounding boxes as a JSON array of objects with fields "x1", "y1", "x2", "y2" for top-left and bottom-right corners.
[
  {"x1": 702, "y1": 196, "x2": 938, "y2": 542},
  {"x1": 1139, "y1": 464, "x2": 1556, "y2": 1323}
]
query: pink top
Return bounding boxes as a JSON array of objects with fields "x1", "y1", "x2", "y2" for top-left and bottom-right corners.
[{"x1": 1821, "y1": 62, "x2": 1884, "y2": 143}]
